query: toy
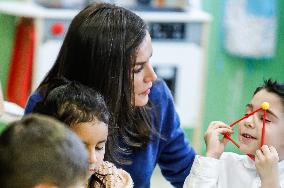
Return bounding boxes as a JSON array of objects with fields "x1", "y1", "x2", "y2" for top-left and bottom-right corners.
[{"x1": 223, "y1": 102, "x2": 269, "y2": 160}]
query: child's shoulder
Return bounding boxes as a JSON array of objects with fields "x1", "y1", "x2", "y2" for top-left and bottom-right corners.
[{"x1": 97, "y1": 161, "x2": 133, "y2": 188}]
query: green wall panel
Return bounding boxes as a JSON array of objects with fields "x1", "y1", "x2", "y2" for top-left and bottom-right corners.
[{"x1": 0, "y1": 14, "x2": 16, "y2": 97}]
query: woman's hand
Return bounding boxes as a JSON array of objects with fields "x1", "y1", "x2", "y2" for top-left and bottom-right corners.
[
  {"x1": 255, "y1": 145, "x2": 280, "y2": 188},
  {"x1": 204, "y1": 121, "x2": 234, "y2": 159}
]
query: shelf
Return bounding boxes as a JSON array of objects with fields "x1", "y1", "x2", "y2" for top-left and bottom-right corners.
[{"x1": 0, "y1": 1, "x2": 211, "y2": 22}]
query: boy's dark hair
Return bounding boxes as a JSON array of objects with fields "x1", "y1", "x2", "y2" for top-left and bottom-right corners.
[
  {"x1": 0, "y1": 114, "x2": 88, "y2": 188},
  {"x1": 254, "y1": 79, "x2": 284, "y2": 109},
  {"x1": 33, "y1": 79, "x2": 110, "y2": 126}
]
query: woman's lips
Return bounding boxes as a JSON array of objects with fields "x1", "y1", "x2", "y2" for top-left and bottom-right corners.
[{"x1": 140, "y1": 88, "x2": 151, "y2": 95}]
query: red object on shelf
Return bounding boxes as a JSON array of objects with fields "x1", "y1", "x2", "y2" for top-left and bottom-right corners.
[
  {"x1": 51, "y1": 22, "x2": 64, "y2": 36},
  {"x1": 7, "y1": 18, "x2": 35, "y2": 108}
]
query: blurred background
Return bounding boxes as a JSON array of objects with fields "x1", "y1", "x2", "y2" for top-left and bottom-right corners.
[{"x1": 0, "y1": 0, "x2": 283, "y2": 187}]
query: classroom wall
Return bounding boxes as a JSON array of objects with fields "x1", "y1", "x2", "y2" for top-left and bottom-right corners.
[
  {"x1": 1, "y1": 2, "x2": 284, "y2": 151},
  {"x1": 201, "y1": 0, "x2": 284, "y2": 154},
  {"x1": 0, "y1": 14, "x2": 16, "y2": 96}
]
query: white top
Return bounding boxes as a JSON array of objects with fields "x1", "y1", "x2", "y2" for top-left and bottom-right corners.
[{"x1": 183, "y1": 152, "x2": 284, "y2": 188}]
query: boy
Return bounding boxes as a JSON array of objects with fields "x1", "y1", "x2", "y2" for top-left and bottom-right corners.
[
  {"x1": 184, "y1": 79, "x2": 284, "y2": 188},
  {"x1": 0, "y1": 114, "x2": 89, "y2": 188}
]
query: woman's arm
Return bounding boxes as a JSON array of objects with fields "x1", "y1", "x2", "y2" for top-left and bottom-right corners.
[
  {"x1": 150, "y1": 80, "x2": 196, "y2": 187},
  {"x1": 24, "y1": 91, "x2": 43, "y2": 114}
]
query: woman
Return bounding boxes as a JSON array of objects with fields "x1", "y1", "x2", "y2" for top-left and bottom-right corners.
[{"x1": 25, "y1": 3, "x2": 196, "y2": 187}]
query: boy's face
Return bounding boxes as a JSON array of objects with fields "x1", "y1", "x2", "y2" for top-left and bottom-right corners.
[
  {"x1": 238, "y1": 89, "x2": 284, "y2": 156},
  {"x1": 71, "y1": 118, "x2": 108, "y2": 177}
]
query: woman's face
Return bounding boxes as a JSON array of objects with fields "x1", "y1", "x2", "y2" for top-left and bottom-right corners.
[
  {"x1": 133, "y1": 32, "x2": 157, "y2": 106},
  {"x1": 238, "y1": 89, "x2": 284, "y2": 157},
  {"x1": 71, "y1": 119, "x2": 108, "y2": 177}
]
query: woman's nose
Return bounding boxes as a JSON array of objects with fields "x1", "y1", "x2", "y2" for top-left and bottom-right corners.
[{"x1": 145, "y1": 63, "x2": 157, "y2": 82}]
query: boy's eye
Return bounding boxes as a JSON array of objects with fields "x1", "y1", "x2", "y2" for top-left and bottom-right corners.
[{"x1": 260, "y1": 116, "x2": 271, "y2": 123}]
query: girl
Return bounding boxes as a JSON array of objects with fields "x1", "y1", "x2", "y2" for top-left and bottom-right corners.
[{"x1": 33, "y1": 80, "x2": 133, "y2": 188}]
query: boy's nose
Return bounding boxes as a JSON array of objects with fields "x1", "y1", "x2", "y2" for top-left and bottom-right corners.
[{"x1": 244, "y1": 116, "x2": 255, "y2": 128}]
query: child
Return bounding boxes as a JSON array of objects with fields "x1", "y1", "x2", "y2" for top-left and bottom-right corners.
[
  {"x1": 0, "y1": 114, "x2": 89, "y2": 188},
  {"x1": 32, "y1": 80, "x2": 133, "y2": 188},
  {"x1": 184, "y1": 79, "x2": 284, "y2": 188}
]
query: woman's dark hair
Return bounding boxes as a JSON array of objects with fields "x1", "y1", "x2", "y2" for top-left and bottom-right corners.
[
  {"x1": 253, "y1": 79, "x2": 284, "y2": 109},
  {"x1": 37, "y1": 3, "x2": 156, "y2": 163}
]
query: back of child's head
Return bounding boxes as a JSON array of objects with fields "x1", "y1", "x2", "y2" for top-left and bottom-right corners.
[
  {"x1": 33, "y1": 79, "x2": 110, "y2": 126},
  {"x1": 0, "y1": 114, "x2": 88, "y2": 188},
  {"x1": 254, "y1": 79, "x2": 284, "y2": 107}
]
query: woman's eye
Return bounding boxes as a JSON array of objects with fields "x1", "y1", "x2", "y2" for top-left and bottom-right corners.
[{"x1": 133, "y1": 64, "x2": 144, "y2": 73}]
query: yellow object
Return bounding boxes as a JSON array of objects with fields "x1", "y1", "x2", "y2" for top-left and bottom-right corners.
[{"x1": 261, "y1": 102, "x2": 269, "y2": 110}]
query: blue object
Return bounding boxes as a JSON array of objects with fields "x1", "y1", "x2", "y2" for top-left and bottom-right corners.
[
  {"x1": 25, "y1": 79, "x2": 196, "y2": 188},
  {"x1": 223, "y1": 0, "x2": 278, "y2": 59},
  {"x1": 246, "y1": 0, "x2": 276, "y2": 17}
]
